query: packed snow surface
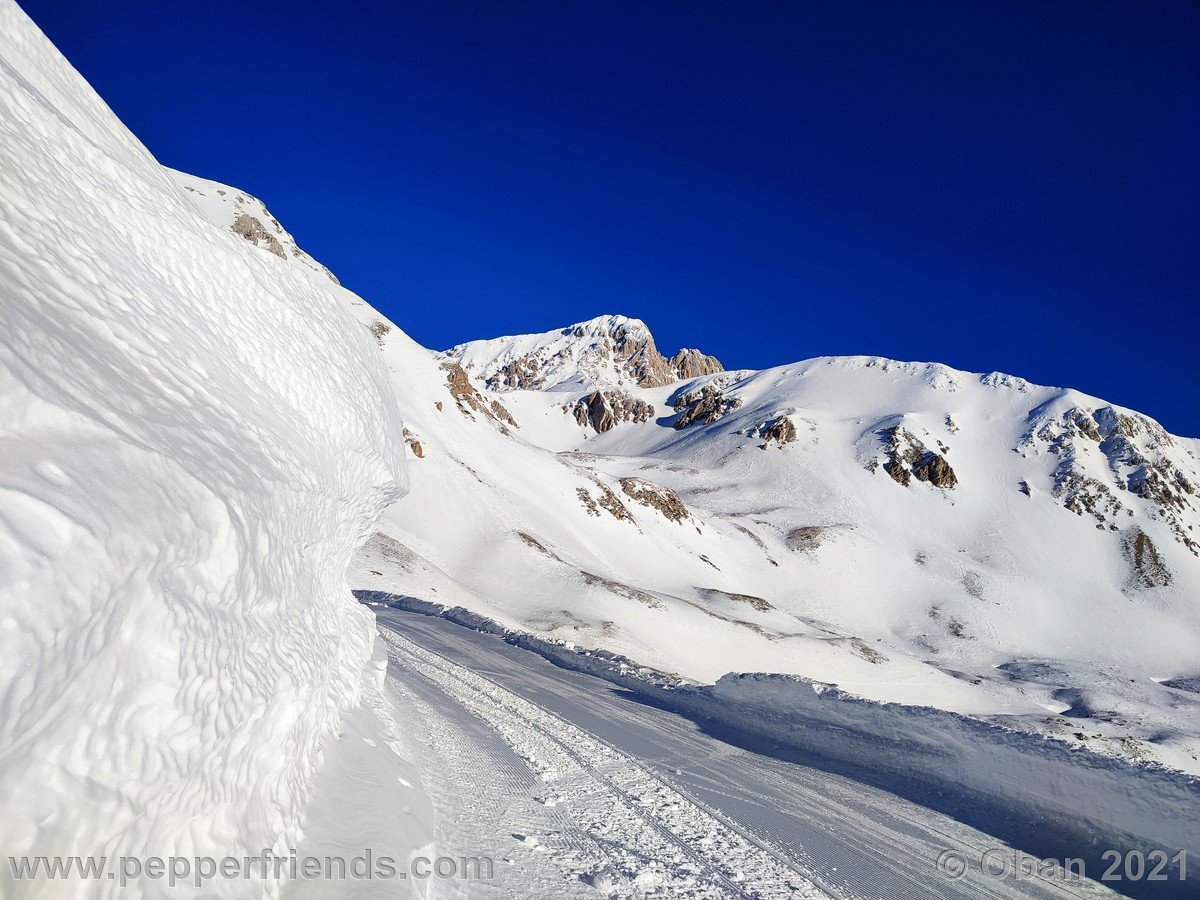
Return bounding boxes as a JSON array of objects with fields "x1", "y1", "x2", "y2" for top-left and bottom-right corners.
[
  {"x1": 370, "y1": 604, "x2": 1141, "y2": 898},
  {"x1": 0, "y1": 2, "x2": 405, "y2": 894}
]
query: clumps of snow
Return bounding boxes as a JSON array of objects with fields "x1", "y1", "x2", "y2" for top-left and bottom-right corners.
[
  {"x1": 980, "y1": 370, "x2": 1032, "y2": 392},
  {"x1": 380, "y1": 626, "x2": 826, "y2": 898},
  {"x1": 699, "y1": 673, "x2": 1200, "y2": 865},
  {"x1": 370, "y1": 594, "x2": 1200, "y2": 877},
  {"x1": 0, "y1": 2, "x2": 405, "y2": 882},
  {"x1": 856, "y1": 357, "x2": 964, "y2": 392}
]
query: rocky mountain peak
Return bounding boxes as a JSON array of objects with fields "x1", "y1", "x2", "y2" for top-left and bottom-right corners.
[{"x1": 441, "y1": 314, "x2": 723, "y2": 392}]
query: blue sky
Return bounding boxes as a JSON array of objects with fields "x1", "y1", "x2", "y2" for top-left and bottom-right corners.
[{"x1": 23, "y1": 1, "x2": 1200, "y2": 433}]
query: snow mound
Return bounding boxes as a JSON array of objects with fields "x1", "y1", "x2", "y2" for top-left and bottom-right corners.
[{"x1": 0, "y1": 2, "x2": 406, "y2": 891}]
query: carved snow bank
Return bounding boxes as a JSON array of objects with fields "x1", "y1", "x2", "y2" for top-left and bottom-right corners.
[{"x1": 0, "y1": 4, "x2": 406, "y2": 883}]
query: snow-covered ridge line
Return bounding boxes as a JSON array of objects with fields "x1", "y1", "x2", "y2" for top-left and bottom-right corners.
[
  {"x1": 360, "y1": 592, "x2": 1200, "y2": 887},
  {"x1": 0, "y1": 2, "x2": 407, "y2": 890}
]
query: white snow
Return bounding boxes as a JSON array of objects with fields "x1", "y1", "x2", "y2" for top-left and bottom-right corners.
[
  {"x1": 4, "y1": 0, "x2": 1198, "y2": 892},
  {"x1": 372, "y1": 605, "x2": 1135, "y2": 898},
  {"x1": 359, "y1": 314, "x2": 1200, "y2": 775},
  {"x1": 0, "y1": 3, "x2": 405, "y2": 895}
]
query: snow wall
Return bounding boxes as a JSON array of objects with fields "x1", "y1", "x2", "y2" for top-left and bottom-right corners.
[{"x1": 0, "y1": 2, "x2": 407, "y2": 893}]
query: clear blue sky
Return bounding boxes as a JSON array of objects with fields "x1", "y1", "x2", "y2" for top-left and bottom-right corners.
[{"x1": 22, "y1": 1, "x2": 1200, "y2": 434}]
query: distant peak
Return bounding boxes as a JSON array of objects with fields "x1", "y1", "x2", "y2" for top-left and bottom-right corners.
[
  {"x1": 442, "y1": 314, "x2": 722, "y2": 392},
  {"x1": 566, "y1": 314, "x2": 649, "y2": 336}
]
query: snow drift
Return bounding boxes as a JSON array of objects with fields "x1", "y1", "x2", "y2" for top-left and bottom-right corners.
[{"x1": 0, "y1": 2, "x2": 406, "y2": 893}]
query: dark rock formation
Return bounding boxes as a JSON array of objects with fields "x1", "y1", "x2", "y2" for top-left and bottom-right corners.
[
  {"x1": 879, "y1": 426, "x2": 957, "y2": 489},
  {"x1": 402, "y1": 427, "x2": 424, "y2": 459},
  {"x1": 571, "y1": 390, "x2": 655, "y2": 433},
  {"x1": 757, "y1": 415, "x2": 797, "y2": 449},
  {"x1": 1026, "y1": 405, "x2": 1197, "y2": 554},
  {"x1": 787, "y1": 525, "x2": 832, "y2": 552},
  {"x1": 912, "y1": 451, "x2": 958, "y2": 488},
  {"x1": 673, "y1": 384, "x2": 743, "y2": 429},
  {"x1": 492, "y1": 356, "x2": 545, "y2": 391},
  {"x1": 441, "y1": 362, "x2": 519, "y2": 433}
]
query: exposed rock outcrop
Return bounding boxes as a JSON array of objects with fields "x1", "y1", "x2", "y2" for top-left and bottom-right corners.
[
  {"x1": 368, "y1": 319, "x2": 391, "y2": 346},
  {"x1": 571, "y1": 390, "x2": 655, "y2": 433},
  {"x1": 1123, "y1": 527, "x2": 1172, "y2": 589},
  {"x1": 876, "y1": 426, "x2": 957, "y2": 489},
  {"x1": 912, "y1": 451, "x2": 957, "y2": 488},
  {"x1": 669, "y1": 348, "x2": 723, "y2": 380},
  {"x1": 619, "y1": 477, "x2": 688, "y2": 523},
  {"x1": 1022, "y1": 405, "x2": 1197, "y2": 554},
  {"x1": 787, "y1": 525, "x2": 833, "y2": 552},
  {"x1": 756, "y1": 415, "x2": 797, "y2": 449},
  {"x1": 231, "y1": 213, "x2": 286, "y2": 259},
  {"x1": 696, "y1": 587, "x2": 772, "y2": 612},
  {"x1": 441, "y1": 362, "x2": 519, "y2": 434},
  {"x1": 577, "y1": 478, "x2": 636, "y2": 523},
  {"x1": 672, "y1": 383, "x2": 743, "y2": 429},
  {"x1": 492, "y1": 356, "x2": 545, "y2": 391},
  {"x1": 402, "y1": 427, "x2": 424, "y2": 459},
  {"x1": 580, "y1": 571, "x2": 663, "y2": 607}
]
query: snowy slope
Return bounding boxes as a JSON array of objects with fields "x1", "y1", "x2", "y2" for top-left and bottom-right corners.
[
  {"x1": 361, "y1": 316, "x2": 1200, "y2": 776},
  {"x1": 0, "y1": 3, "x2": 406, "y2": 895},
  {"x1": 8, "y1": 0, "x2": 1195, "y2": 892},
  {"x1": 167, "y1": 139, "x2": 1200, "y2": 778}
]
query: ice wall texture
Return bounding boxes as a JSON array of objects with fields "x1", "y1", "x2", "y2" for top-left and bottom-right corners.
[{"x1": 0, "y1": 2, "x2": 407, "y2": 893}]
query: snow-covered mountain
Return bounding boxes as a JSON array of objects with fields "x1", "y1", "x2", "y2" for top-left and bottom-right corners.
[
  {"x1": 4, "y1": 0, "x2": 1199, "y2": 893},
  {"x1": 367, "y1": 312, "x2": 1200, "y2": 775},
  {"x1": 168, "y1": 166, "x2": 1197, "y2": 777},
  {"x1": 444, "y1": 314, "x2": 723, "y2": 393}
]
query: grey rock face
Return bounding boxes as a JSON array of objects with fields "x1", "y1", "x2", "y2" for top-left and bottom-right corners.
[
  {"x1": 231, "y1": 213, "x2": 287, "y2": 259},
  {"x1": 571, "y1": 390, "x2": 655, "y2": 433},
  {"x1": 669, "y1": 348, "x2": 723, "y2": 380}
]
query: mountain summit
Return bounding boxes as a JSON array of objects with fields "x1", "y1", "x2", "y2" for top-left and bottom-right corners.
[{"x1": 441, "y1": 314, "x2": 722, "y2": 393}]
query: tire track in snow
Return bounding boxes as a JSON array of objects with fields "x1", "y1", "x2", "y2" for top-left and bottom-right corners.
[{"x1": 381, "y1": 628, "x2": 829, "y2": 899}]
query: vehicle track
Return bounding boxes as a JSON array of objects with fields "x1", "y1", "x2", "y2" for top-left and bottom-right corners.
[{"x1": 381, "y1": 627, "x2": 827, "y2": 898}]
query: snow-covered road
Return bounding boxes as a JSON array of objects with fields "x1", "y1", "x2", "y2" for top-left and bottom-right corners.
[{"x1": 375, "y1": 608, "x2": 1119, "y2": 899}]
